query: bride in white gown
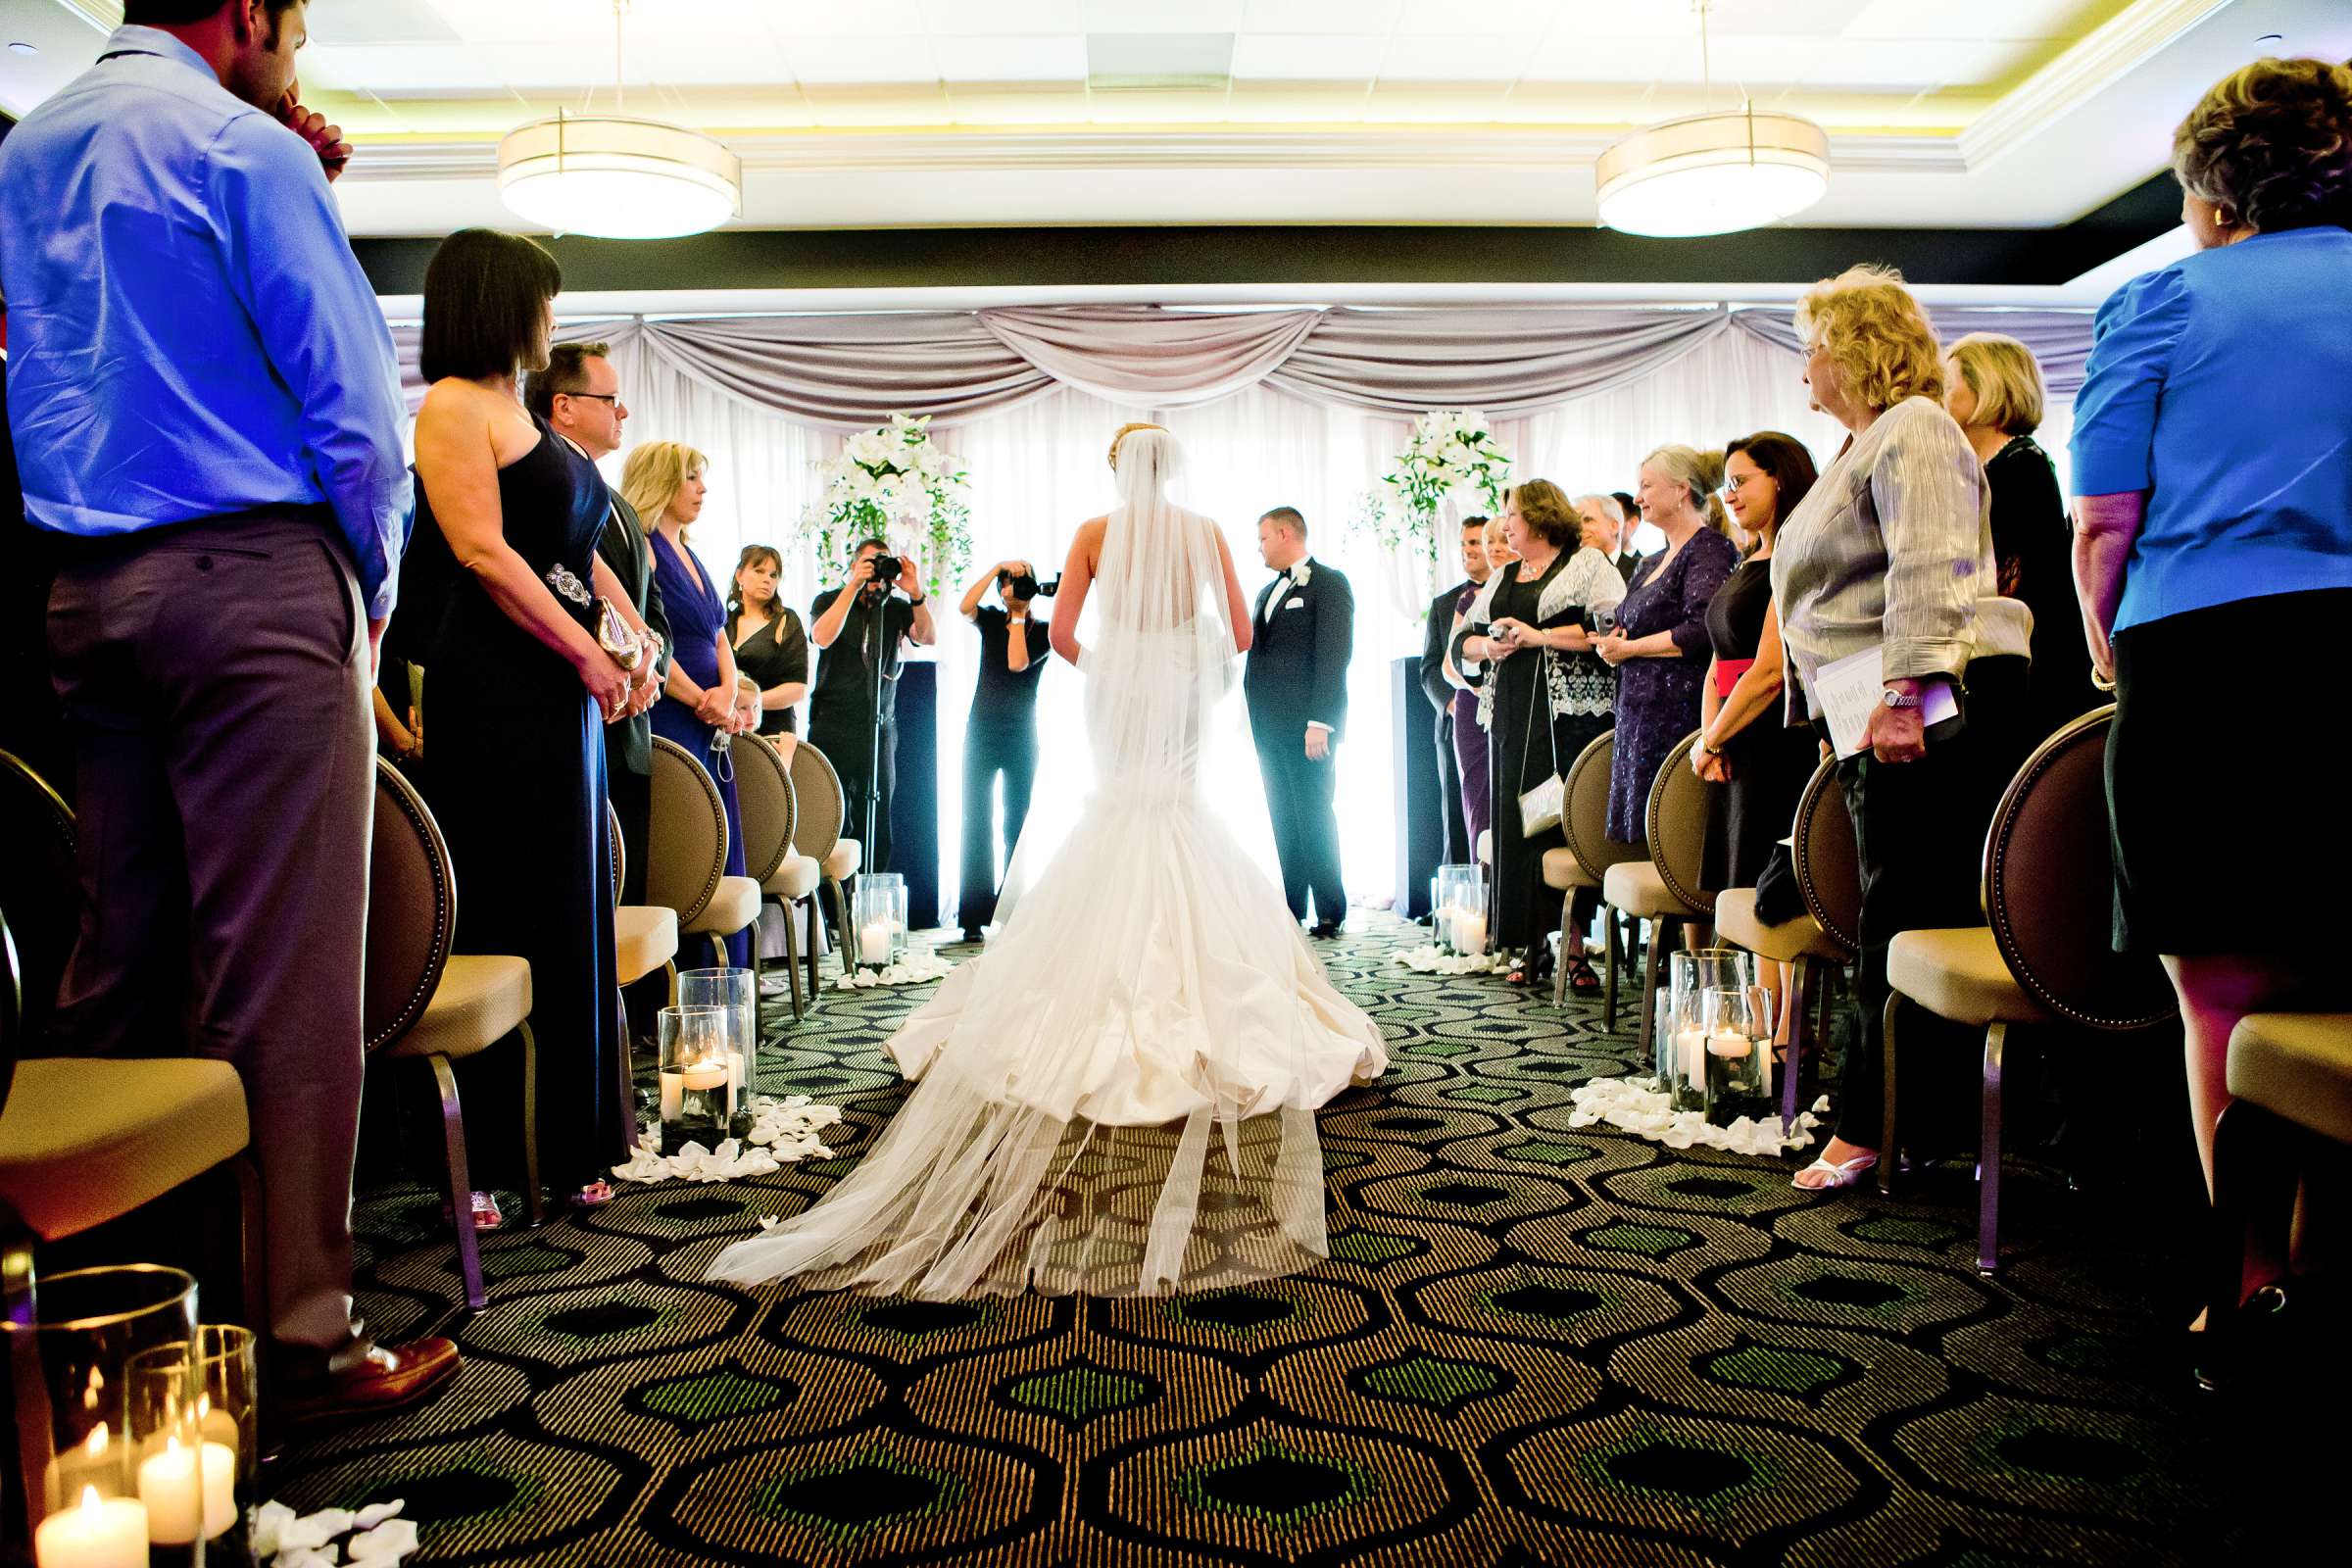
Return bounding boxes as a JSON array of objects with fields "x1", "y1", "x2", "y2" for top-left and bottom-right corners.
[{"x1": 708, "y1": 424, "x2": 1387, "y2": 1298}]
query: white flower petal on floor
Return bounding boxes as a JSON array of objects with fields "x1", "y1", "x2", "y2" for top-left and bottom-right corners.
[
  {"x1": 255, "y1": 1500, "x2": 417, "y2": 1566},
  {"x1": 1568, "y1": 1075, "x2": 1823, "y2": 1157},
  {"x1": 1392, "y1": 945, "x2": 1514, "y2": 976},
  {"x1": 834, "y1": 952, "x2": 957, "y2": 990},
  {"x1": 612, "y1": 1096, "x2": 846, "y2": 1185}
]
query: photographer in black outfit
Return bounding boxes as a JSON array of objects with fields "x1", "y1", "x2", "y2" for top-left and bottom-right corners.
[
  {"x1": 955, "y1": 558, "x2": 1054, "y2": 942},
  {"x1": 808, "y1": 537, "x2": 936, "y2": 871}
]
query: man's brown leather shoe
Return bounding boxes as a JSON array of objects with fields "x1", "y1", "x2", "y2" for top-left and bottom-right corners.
[{"x1": 276, "y1": 1337, "x2": 461, "y2": 1429}]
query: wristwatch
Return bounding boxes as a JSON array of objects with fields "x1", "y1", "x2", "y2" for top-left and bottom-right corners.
[{"x1": 1881, "y1": 688, "x2": 1924, "y2": 710}]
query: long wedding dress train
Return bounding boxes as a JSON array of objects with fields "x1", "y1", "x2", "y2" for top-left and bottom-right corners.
[{"x1": 708, "y1": 432, "x2": 1386, "y2": 1298}]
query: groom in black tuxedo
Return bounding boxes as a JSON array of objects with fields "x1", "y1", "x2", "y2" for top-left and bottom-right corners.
[{"x1": 1245, "y1": 507, "x2": 1353, "y2": 936}]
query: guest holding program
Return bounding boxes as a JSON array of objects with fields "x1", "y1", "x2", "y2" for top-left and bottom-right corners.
[{"x1": 1774, "y1": 265, "x2": 2034, "y2": 1193}]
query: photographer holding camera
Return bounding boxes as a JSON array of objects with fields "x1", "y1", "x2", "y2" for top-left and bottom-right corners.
[
  {"x1": 808, "y1": 537, "x2": 937, "y2": 872},
  {"x1": 955, "y1": 559, "x2": 1055, "y2": 942}
]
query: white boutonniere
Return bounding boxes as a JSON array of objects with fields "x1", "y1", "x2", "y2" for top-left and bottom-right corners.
[{"x1": 1292, "y1": 561, "x2": 1313, "y2": 590}]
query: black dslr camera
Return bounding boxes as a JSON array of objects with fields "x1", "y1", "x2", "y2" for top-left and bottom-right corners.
[
  {"x1": 999, "y1": 567, "x2": 1060, "y2": 600},
  {"x1": 865, "y1": 554, "x2": 904, "y2": 590}
]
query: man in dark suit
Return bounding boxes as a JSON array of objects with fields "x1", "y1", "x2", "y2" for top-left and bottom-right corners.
[
  {"x1": 1419, "y1": 515, "x2": 1491, "y2": 867},
  {"x1": 1603, "y1": 490, "x2": 1643, "y2": 583},
  {"x1": 1245, "y1": 506, "x2": 1353, "y2": 936},
  {"x1": 526, "y1": 342, "x2": 669, "y2": 904}
]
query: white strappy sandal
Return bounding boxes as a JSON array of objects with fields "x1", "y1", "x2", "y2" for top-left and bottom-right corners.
[{"x1": 1791, "y1": 1152, "x2": 1880, "y2": 1191}]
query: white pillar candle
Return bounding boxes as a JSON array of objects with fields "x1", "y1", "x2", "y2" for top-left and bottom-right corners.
[
  {"x1": 1455, "y1": 913, "x2": 1488, "y2": 956},
  {"x1": 1676, "y1": 1028, "x2": 1706, "y2": 1085},
  {"x1": 725, "y1": 1051, "x2": 746, "y2": 1116},
  {"x1": 136, "y1": 1439, "x2": 236, "y2": 1544},
  {"x1": 1706, "y1": 1032, "x2": 1752, "y2": 1058},
  {"x1": 34, "y1": 1487, "x2": 147, "y2": 1568},
  {"x1": 858, "y1": 921, "x2": 893, "y2": 964},
  {"x1": 679, "y1": 1060, "x2": 728, "y2": 1092},
  {"x1": 197, "y1": 1407, "x2": 238, "y2": 1453},
  {"x1": 658, "y1": 1071, "x2": 683, "y2": 1121}
]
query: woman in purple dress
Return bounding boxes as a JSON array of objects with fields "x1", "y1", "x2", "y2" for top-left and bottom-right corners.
[
  {"x1": 1444, "y1": 515, "x2": 1516, "y2": 856},
  {"x1": 1594, "y1": 446, "x2": 1740, "y2": 843},
  {"x1": 623, "y1": 441, "x2": 755, "y2": 967}
]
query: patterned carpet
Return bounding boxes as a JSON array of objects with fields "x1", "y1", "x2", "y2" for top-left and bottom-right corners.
[{"x1": 275, "y1": 912, "x2": 2235, "y2": 1566}]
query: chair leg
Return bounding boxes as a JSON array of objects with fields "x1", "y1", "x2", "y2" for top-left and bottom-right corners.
[
  {"x1": 803, "y1": 897, "x2": 823, "y2": 1006},
  {"x1": 1780, "y1": 957, "x2": 1812, "y2": 1134},
  {"x1": 664, "y1": 959, "x2": 679, "y2": 1006},
  {"x1": 1602, "y1": 906, "x2": 1622, "y2": 1031},
  {"x1": 1552, "y1": 898, "x2": 1574, "y2": 1007},
  {"x1": 425, "y1": 1054, "x2": 486, "y2": 1312},
  {"x1": 1636, "y1": 916, "x2": 1670, "y2": 1057},
  {"x1": 825, "y1": 878, "x2": 856, "y2": 978},
  {"x1": 1978, "y1": 1020, "x2": 2008, "y2": 1274},
  {"x1": 776, "y1": 898, "x2": 807, "y2": 1020},
  {"x1": 518, "y1": 1021, "x2": 545, "y2": 1228},
  {"x1": 1878, "y1": 993, "x2": 1902, "y2": 1197},
  {"x1": 231, "y1": 1152, "x2": 268, "y2": 1332},
  {"x1": 3, "y1": 1228, "x2": 35, "y2": 1329}
]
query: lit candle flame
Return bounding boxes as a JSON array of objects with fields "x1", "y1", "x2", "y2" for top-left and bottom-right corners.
[{"x1": 78, "y1": 1483, "x2": 103, "y2": 1518}]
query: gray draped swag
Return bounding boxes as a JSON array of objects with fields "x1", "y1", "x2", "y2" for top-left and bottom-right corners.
[{"x1": 391, "y1": 303, "x2": 2096, "y2": 427}]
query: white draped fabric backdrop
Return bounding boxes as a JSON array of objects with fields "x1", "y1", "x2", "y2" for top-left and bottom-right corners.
[{"x1": 515, "y1": 319, "x2": 2074, "y2": 919}]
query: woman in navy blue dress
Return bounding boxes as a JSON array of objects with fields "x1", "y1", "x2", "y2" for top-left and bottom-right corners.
[
  {"x1": 623, "y1": 441, "x2": 754, "y2": 968},
  {"x1": 413, "y1": 230, "x2": 656, "y2": 1204},
  {"x1": 1594, "y1": 446, "x2": 1739, "y2": 843}
]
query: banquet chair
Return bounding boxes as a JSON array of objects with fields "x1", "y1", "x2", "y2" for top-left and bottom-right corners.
[
  {"x1": 1712, "y1": 755, "x2": 1862, "y2": 1130},
  {"x1": 648, "y1": 736, "x2": 762, "y2": 978},
  {"x1": 0, "y1": 752, "x2": 264, "y2": 1331},
  {"x1": 787, "y1": 743, "x2": 860, "y2": 979},
  {"x1": 731, "y1": 734, "x2": 821, "y2": 1019},
  {"x1": 1601, "y1": 731, "x2": 1715, "y2": 1055},
  {"x1": 1878, "y1": 707, "x2": 2175, "y2": 1272},
  {"x1": 606, "y1": 801, "x2": 679, "y2": 1134},
  {"x1": 2209, "y1": 1012, "x2": 2352, "y2": 1380},
  {"x1": 1551, "y1": 729, "x2": 1645, "y2": 1014},
  {"x1": 365, "y1": 759, "x2": 541, "y2": 1312}
]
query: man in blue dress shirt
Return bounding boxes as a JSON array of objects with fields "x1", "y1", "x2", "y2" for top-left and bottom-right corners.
[{"x1": 0, "y1": 1, "x2": 455, "y2": 1423}]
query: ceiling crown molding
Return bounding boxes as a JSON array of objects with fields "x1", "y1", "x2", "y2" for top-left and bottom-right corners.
[
  {"x1": 1958, "y1": 0, "x2": 2233, "y2": 171},
  {"x1": 339, "y1": 126, "x2": 1967, "y2": 185}
]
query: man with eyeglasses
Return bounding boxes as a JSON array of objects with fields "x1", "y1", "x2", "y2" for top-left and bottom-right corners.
[{"x1": 525, "y1": 342, "x2": 671, "y2": 903}]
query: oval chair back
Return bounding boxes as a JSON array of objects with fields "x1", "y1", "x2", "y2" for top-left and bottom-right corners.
[
  {"x1": 648, "y1": 736, "x2": 728, "y2": 927},
  {"x1": 1984, "y1": 706, "x2": 2176, "y2": 1031},
  {"x1": 1643, "y1": 731, "x2": 1715, "y2": 917},
  {"x1": 606, "y1": 800, "x2": 623, "y2": 904},
  {"x1": 787, "y1": 742, "x2": 846, "y2": 863},
  {"x1": 1792, "y1": 755, "x2": 1862, "y2": 956},
  {"x1": 1562, "y1": 729, "x2": 1645, "y2": 884},
  {"x1": 0, "y1": 750, "x2": 77, "y2": 1053},
  {"x1": 365, "y1": 760, "x2": 455, "y2": 1055},
  {"x1": 729, "y1": 735, "x2": 798, "y2": 885}
]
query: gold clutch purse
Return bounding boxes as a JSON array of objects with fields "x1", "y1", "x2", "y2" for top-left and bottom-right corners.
[{"x1": 594, "y1": 596, "x2": 645, "y2": 672}]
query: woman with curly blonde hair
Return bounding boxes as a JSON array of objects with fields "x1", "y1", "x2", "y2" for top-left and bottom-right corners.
[
  {"x1": 1770, "y1": 264, "x2": 2034, "y2": 1192},
  {"x1": 2072, "y1": 56, "x2": 2352, "y2": 1326}
]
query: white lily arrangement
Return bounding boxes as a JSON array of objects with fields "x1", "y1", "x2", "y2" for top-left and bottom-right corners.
[
  {"x1": 1356, "y1": 409, "x2": 1515, "y2": 564},
  {"x1": 799, "y1": 413, "x2": 973, "y2": 597}
]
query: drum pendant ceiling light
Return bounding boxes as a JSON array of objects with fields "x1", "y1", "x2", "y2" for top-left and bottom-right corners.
[
  {"x1": 497, "y1": 1, "x2": 741, "y2": 239},
  {"x1": 1593, "y1": 3, "x2": 1829, "y2": 238}
]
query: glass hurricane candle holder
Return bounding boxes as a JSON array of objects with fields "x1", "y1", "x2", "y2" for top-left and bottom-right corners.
[
  {"x1": 1432, "y1": 864, "x2": 1484, "y2": 956},
  {"x1": 1700, "y1": 985, "x2": 1776, "y2": 1128},
  {"x1": 1660, "y1": 948, "x2": 1754, "y2": 1111},
  {"x1": 676, "y1": 967, "x2": 758, "y2": 1136},
  {"x1": 853, "y1": 877, "x2": 907, "y2": 968},
  {"x1": 657, "y1": 1004, "x2": 733, "y2": 1153},
  {"x1": 0, "y1": 1263, "x2": 198, "y2": 1568}
]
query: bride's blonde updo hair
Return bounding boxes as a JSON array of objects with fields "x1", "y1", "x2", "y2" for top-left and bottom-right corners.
[{"x1": 1107, "y1": 421, "x2": 1167, "y2": 471}]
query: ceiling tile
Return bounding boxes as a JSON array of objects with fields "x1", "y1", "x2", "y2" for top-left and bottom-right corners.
[
  {"x1": 1233, "y1": 35, "x2": 1392, "y2": 80},
  {"x1": 1802, "y1": 35, "x2": 2042, "y2": 90},
  {"x1": 1079, "y1": 1, "x2": 1249, "y2": 33},
  {"x1": 916, "y1": 0, "x2": 1086, "y2": 33},
  {"x1": 1379, "y1": 35, "x2": 1524, "y2": 82},
  {"x1": 311, "y1": 0, "x2": 463, "y2": 45},
  {"x1": 934, "y1": 35, "x2": 1091, "y2": 81},
  {"x1": 783, "y1": 35, "x2": 944, "y2": 85},
  {"x1": 1224, "y1": 81, "x2": 1375, "y2": 121},
  {"x1": 1243, "y1": 0, "x2": 1407, "y2": 30},
  {"x1": 301, "y1": 44, "x2": 508, "y2": 95},
  {"x1": 1845, "y1": 0, "x2": 2083, "y2": 40},
  {"x1": 754, "y1": 2, "x2": 926, "y2": 38},
  {"x1": 944, "y1": 83, "x2": 1093, "y2": 122},
  {"x1": 1395, "y1": 0, "x2": 1567, "y2": 32},
  {"x1": 1497, "y1": 82, "x2": 1662, "y2": 123}
]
